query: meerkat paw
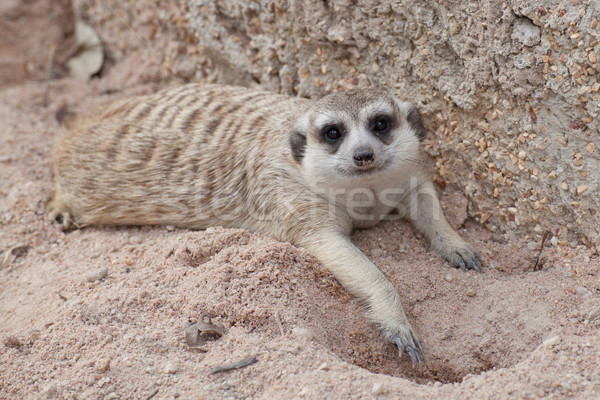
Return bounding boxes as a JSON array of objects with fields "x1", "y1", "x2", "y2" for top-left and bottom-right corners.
[
  {"x1": 383, "y1": 321, "x2": 424, "y2": 366},
  {"x1": 47, "y1": 198, "x2": 76, "y2": 231},
  {"x1": 442, "y1": 241, "x2": 482, "y2": 272},
  {"x1": 391, "y1": 332, "x2": 423, "y2": 367}
]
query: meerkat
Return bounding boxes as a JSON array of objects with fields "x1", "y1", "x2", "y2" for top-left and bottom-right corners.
[{"x1": 49, "y1": 84, "x2": 482, "y2": 365}]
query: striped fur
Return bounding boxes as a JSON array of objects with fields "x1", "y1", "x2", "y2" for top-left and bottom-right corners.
[{"x1": 49, "y1": 84, "x2": 480, "y2": 364}]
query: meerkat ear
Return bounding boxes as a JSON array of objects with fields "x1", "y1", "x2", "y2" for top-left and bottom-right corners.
[
  {"x1": 406, "y1": 106, "x2": 425, "y2": 142},
  {"x1": 290, "y1": 115, "x2": 309, "y2": 163},
  {"x1": 396, "y1": 100, "x2": 426, "y2": 142}
]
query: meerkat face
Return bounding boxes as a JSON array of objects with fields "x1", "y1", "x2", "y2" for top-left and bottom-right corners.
[{"x1": 290, "y1": 90, "x2": 425, "y2": 187}]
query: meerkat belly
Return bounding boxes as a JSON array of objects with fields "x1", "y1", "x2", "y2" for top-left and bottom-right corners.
[
  {"x1": 342, "y1": 189, "x2": 386, "y2": 229},
  {"x1": 327, "y1": 172, "x2": 416, "y2": 229}
]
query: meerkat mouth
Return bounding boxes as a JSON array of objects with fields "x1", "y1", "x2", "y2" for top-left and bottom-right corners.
[
  {"x1": 351, "y1": 166, "x2": 380, "y2": 176},
  {"x1": 344, "y1": 159, "x2": 391, "y2": 177}
]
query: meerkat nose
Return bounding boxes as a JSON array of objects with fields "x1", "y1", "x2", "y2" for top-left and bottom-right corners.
[{"x1": 353, "y1": 148, "x2": 375, "y2": 167}]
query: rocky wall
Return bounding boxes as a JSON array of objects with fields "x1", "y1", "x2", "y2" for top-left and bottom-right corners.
[{"x1": 77, "y1": 0, "x2": 600, "y2": 247}]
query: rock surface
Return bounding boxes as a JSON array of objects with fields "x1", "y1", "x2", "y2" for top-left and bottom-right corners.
[{"x1": 77, "y1": 0, "x2": 599, "y2": 247}]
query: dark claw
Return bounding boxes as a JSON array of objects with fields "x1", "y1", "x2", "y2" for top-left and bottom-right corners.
[
  {"x1": 473, "y1": 252, "x2": 483, "y2": 271},
  {"x1": 392, "y1": 334, "x2": 424, "y2": 367},
  {"x1": 468, "y1": 252, "x2": 483, "y2": 272},
  {"x1": 455, "y1": 252, "x2": 483, "y2": 272}
]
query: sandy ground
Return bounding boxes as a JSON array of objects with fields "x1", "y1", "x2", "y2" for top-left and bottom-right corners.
[{"x1": 1, "y1": 3, "x2": 600, "y2": 400}]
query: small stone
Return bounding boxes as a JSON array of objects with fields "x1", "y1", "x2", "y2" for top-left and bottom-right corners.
[
  {"x1": 372, "y1": 382, "x2": 385, "y2": 395},
  {"x1": 87, "y1": 267, "x2": 108, "y2": 283},
  {"x1": 164, "y1": 361, "x2": 179, "y2": 374},
  {"x1": 543, "y1": 335, "x2": 561, "y2": 347},
  {"x1": 95, "y1": 358, "x2": 111, "y2": 373},
  {"x1": 575, "y1": 286, "x2": 590, "y2": 297},
  {"x1": 512, "y1": 18, "x2": 541, "y2": 46},
  {"x1": 465, "y1": 289, "x2": 476, "y2": 297},
  {"x1": 527, "y1": 241, "x2": 538, "y2": 251},
  {"x1": 292, "y1": 327, "x2": 314, "y2": 341},
  {"x1": 106, "y1": 393, "x2": 120, "y2": 400},
  {"x1": 45, "y1": 384, "x2": 58, "y2": 398},
  {"x1": 286, "y1": 345, "x2": 301, "y2": 355},
  {"x1": 481, "y1": 211, "x2": 493, "y2": 223},
  {"x1": 444, "y1": 273, "x2": 453, "y2": 282},
  {"x1": 317, "y1": 362, "x2": 328, "y2": 370},
  {"x1": 371, "y1": 248, "x2": 383, "y2": 257},
  {"x1": 129, "y1": 235, "x2": 143, "y2": 245}
]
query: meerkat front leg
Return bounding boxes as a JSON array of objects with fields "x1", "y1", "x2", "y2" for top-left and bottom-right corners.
[
  {"x1": 298, "y1": 230, "x2": 423, "y2": 364},
  {"x1": 405, "y1": 177, "x2": 482, "y2": 271}
]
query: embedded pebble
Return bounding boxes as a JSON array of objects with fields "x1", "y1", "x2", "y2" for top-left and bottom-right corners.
[
  {"x1": 575, "y1": 286, "x2": 590, "y2": 297},
  {"x1": 444, "y1": 273, "x2": 453, "y2": 282},
  {"x1": 465, "y1": 289, "x2": 477, "y2": 297},
  {"x1": 87, "y1": 267, "x2": 108, "y2": 282},
  {"x1": 371, "y1": 248, "x2": 383, "y2": 257},
  {"x1": 543, "y1": 335, "x2": 561, "y2": 347},
  {"x1": 292, "y1": 327, "x2": 314, "y2": 341},
  {"x1": 45, "y1": 384, "x2": 58, "y2": 398},
  {"x1": 106, "y1": 393, "x2": 120, "y2": 400},
  {"x1": 129, "y1": 235, "x2": 143, "y2": 245},
  {"x1": 371, "y1": 382, "x2": 385, "y2": 395},
  {"x1": 94, "y1": 358, "x2": 111, "y2": 373},
  {"x1": 317, "y1": 362, "x2": 328, "y2": 370},
  {"x1": 164, "y1": 361, "x2": 179, "y2": 374},
  {"x1": 512, "y1": 18, "x2": 541, "y2": 46}
]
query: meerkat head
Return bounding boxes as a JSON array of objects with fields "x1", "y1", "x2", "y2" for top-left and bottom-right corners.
[{"x1": 290, "y1": 89, "x2": 425, "y2": 186}]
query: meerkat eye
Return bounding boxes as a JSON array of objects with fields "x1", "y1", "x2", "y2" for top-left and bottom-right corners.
[
  {"x1": 372, "y1": 116, "x2": 391, "y2": 134},
  {"x1": 323, "y1": 126, "x2": 342, "y2": 141}
]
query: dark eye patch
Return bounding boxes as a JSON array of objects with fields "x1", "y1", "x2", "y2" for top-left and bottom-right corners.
[
  {"x1": 323, "y1": 125, "x2": 342, "y2": 141},
  {"x1": 318, "y1": 123, "x2": 345, "y2": 153},
  {"x1": 368, "y1": 114, "x2": 395, "y2": 143}
]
